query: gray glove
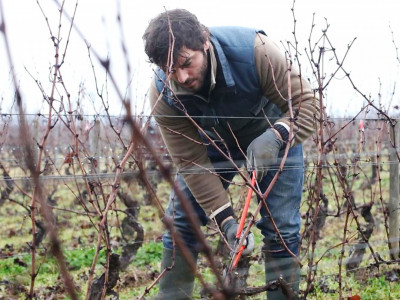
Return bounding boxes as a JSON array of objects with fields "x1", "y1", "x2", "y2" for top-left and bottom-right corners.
[
  {"x1": 221, "y1": 219, "x2": 254, "y2": 256},
  {"x1": 246, "y1": 128, "x2": 283, "y2": 181}
]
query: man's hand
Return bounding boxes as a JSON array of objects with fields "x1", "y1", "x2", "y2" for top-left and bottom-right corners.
[
  {"x1": 246, "y1": 128, "x2": 283, "y2": 181},
  {"x1": 221, "y1": 218, "x2": 254, "y2": 256}
]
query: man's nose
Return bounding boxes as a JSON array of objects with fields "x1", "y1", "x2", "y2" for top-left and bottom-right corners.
[{"x1": 175, "y1": 68, "x2": 189, "y2": 84}]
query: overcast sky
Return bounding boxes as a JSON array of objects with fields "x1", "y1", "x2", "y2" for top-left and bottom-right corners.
[{"x1": 1, "y1": 0, "x2": 400, "y2": 118}]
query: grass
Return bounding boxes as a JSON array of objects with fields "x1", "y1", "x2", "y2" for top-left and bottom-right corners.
[
  {"x1": 305, "y1": 274, "x2": 400, "y2": 300},
  {"x1": 0, "y1": 247, "x2": 107, "y2": 299},
  {"x1": 131, "y1": 241, "x2": 163, "y2": 268}
]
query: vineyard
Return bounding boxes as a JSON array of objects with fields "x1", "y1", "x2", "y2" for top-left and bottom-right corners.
[
  {"x1": 1, "y1": 1, "x2": 400, "y2": 300},
  {"x1": 1, "y1": 115, "x2": 400, "y2": 299}
]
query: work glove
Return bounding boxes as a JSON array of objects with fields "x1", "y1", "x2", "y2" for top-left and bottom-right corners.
[
  {"x1": 246, "y1": 128, "x2": 283, "y2": 181},
  {"x1": 221, "y1": 218, "x2": 254, "y2": 256}
]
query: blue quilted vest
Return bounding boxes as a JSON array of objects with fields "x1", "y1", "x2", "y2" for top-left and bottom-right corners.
[{"x1": 155, "y1": 26, "x2": 282, "y2": 147}]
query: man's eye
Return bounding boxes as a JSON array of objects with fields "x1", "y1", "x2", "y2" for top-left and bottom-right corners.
[{"x1": 182, "y1": 61, "x2": 191, "y2": 67}]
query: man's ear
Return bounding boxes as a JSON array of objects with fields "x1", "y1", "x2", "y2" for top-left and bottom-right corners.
[
  {"x1": 203, "y1": 31, "x2": 210, "y2": 51},
  {"x1": 204, "y1": 39, "x2": 210, "y2": 51}
]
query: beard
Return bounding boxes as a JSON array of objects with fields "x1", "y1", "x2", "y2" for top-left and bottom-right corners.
[{"x1": 185, "y1": 50, "x2": 209, "y2": 92}]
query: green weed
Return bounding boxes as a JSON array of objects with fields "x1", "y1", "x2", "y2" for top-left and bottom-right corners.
[{"x1": 132, "y1": 241, "x2": 163, "y2": 268}]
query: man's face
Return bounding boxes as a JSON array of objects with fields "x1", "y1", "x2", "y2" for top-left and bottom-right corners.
[{"x1": 168, "y1": 42, "x2": 210, "y2": 92}]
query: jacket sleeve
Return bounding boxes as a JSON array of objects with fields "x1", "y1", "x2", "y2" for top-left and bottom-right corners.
[
  {"x1": 148, "y1": 77, "x2": 232, "y2": 220},
  {"x1": 254, "y1": 34, "x2": 319, "y2": 145}
]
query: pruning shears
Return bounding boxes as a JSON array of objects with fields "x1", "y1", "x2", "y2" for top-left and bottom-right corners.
[{"x1": 231, "y1": 170, "x2": 256, "y2": 269}]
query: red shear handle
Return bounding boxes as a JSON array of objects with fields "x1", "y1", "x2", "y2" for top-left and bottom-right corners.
[
  {"x1": 233, "y1": 171, "x2": 256, "y2": 268},
  {"x1": 236, "y1": 171, "x2": 256, "y2": 239},
  {"x1": 233, "y1": 245, "x2": 246, "y2": 267}
]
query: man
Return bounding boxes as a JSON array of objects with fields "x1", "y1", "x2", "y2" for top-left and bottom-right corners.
[{"x1": 143, "y1": 9, "x2": 319, "y2": 300}]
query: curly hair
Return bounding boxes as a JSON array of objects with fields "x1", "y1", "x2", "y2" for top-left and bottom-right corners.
[{"x1": 142, "y1": 9, "x2": 209, "y2": 69}]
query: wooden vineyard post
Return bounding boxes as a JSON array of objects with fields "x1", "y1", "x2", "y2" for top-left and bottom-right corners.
[
  {"x1": 388, "y1": 121, "x2": 399, "y2": 260},
  {"x1": 90, "y1": 119, "x2": 101, "y2": 174}
]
